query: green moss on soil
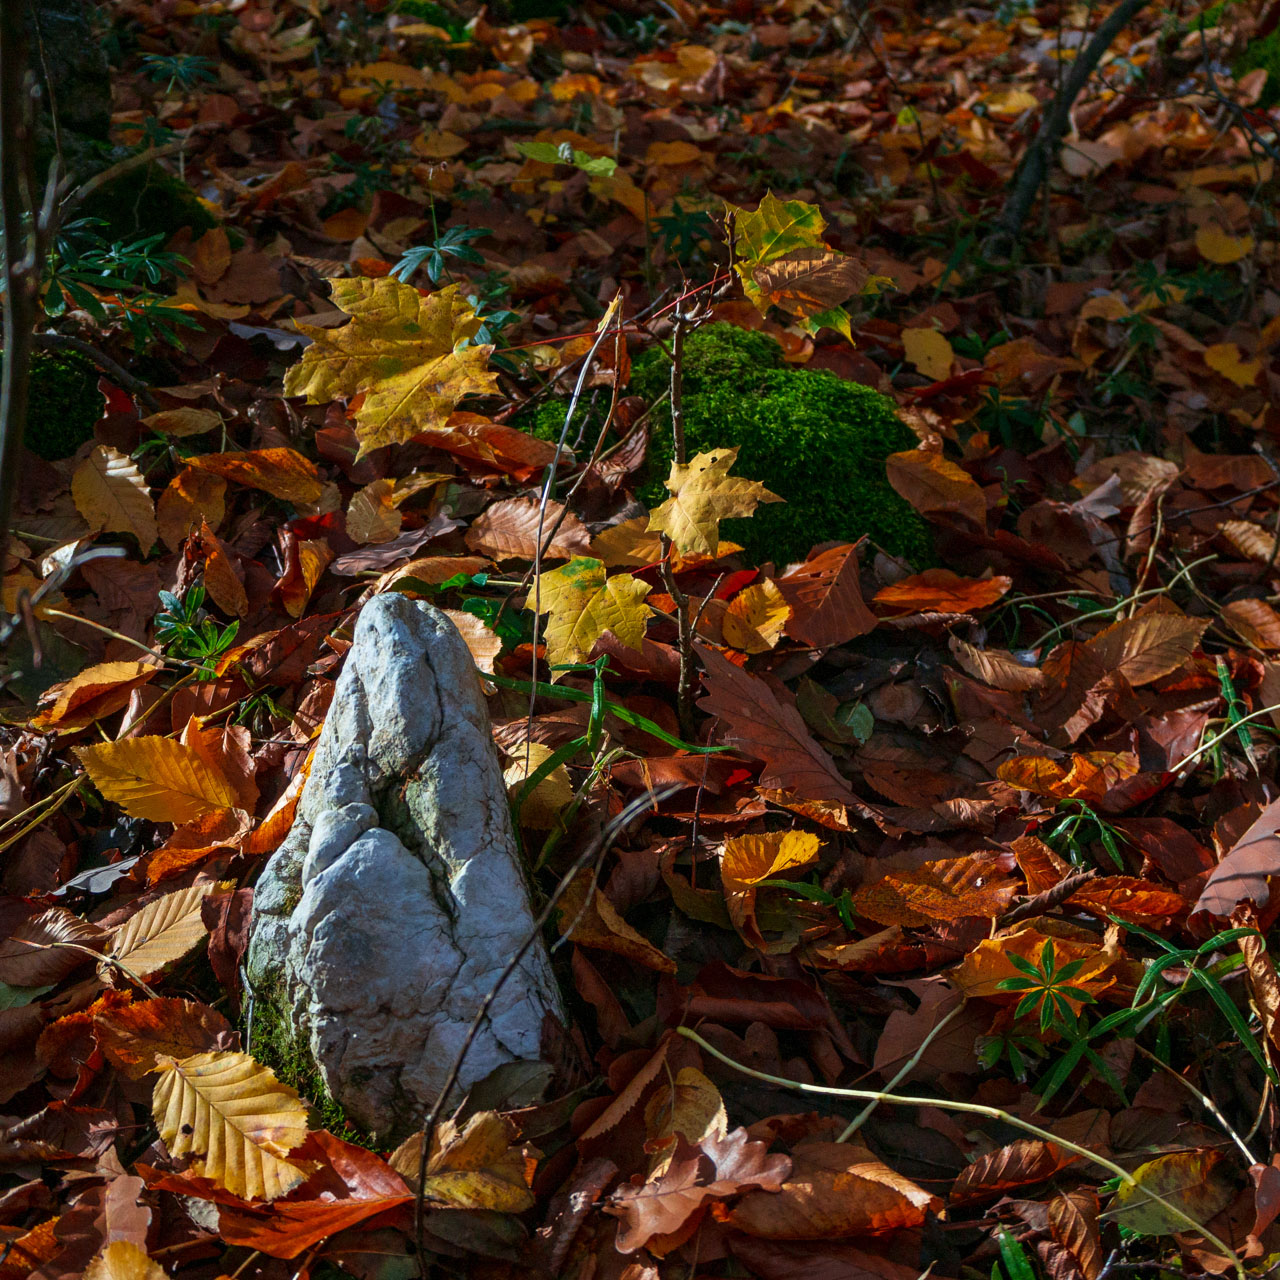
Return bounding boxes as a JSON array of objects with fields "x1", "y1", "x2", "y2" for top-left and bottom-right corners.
[
  {"x1": 77, "y1": 162, "x2": 218, "y2": 242},
  {"x1": 630, "y1": 324, "x2": 933, "y2": 565},
  {"x1": 24, "y1": 350, "x2": 102, "y2": 460}
]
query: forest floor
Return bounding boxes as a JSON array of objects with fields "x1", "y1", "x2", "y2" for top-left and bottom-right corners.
[{"x1": 5, "y1": 2, "x2": 1280, "y2": 1280}]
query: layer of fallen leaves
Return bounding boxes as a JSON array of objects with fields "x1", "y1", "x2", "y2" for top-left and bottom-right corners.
[{"x1": 6, "y1": 0, "x2": 1280, "y2": 1279}]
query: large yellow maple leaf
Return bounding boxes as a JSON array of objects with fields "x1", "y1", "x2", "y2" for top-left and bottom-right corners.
[
  {"x1": 647, "y1": 447, "x2": 781, "y2": 557},
  {"x1": 530, "y1": 556, "x2": 652, "y2": 669},
  {"x1": 284, "y1": 278, "x2": 498, "y2": 456}
]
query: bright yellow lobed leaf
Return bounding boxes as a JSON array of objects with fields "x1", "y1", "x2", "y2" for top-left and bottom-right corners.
[
  {"x1": 152, "y1": 1050, "x2": 310, "y2": 1201},
  {"x1": 902, "y1": 326, "x2": 955, "y2": 382},
  {"x1": 76, "y1": 736, "x2": 239, "y2": 823},
  {"x1": 530, "y1": 556, "x2": 652, "y2": 668},
  {"x1": 284, "y1": 278, "x2": 498, "y2": 457},
  {"x1": 647, "y1": 447, "x2": 782, "y2": 557}
]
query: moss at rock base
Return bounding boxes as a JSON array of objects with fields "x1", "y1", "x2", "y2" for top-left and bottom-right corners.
[
  {"x1": 635, "y1": 324, "x2": 932, "y2": 565},
  {"x1": 249, "y1": 986, "x2": 369, "y2": 1147},
  {"x1": 24, "y1": 351, "x2": 102, "y2": 460}
]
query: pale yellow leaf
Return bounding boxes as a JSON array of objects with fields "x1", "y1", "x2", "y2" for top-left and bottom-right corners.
[
  {"x1": 723, "y1": 578, "x2": 791, "y2": 653},
  {"x1": 152, "y1": 1050, "x2": 310, "y2": 1201},
  {"x1": 284, "y1": 278, "x2": 498, "y2": 457},
  {"x1": 440, "y1": 608, "x2": 502, "y2": 675},
  {"x1": 84, "y1": 1241, "x2": 165, "y2": 1280},
  {"x1": 504, "y1": 741, "x2": 574, "y2": 829},
  {"x1": 76, "y1": 736, "x2": 239, "y2": 823},
  {"x1": 72, "y1": 446, "x2": 157, "y2": 553},
  {"x1": 530, "y1": 556, "x2": 652, "y2": 668},
  {"x1": 106, "y1": 883, "x2": 216, "y2": 983},
  {"x1": 1204, "y1": 342, "x2": 1262, "y2": 388},
  {"x1": 902, "y1": 327, "x2": 955, "y2": 381},
  {"x1": 1196, "y1": 225, "x2": 1254, "y2": 264},
  {"x1": 647, "y1": 447, "x2": 781, "y2": 557}
]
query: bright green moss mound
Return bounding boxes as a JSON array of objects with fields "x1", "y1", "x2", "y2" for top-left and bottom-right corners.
[
  {"x1": 631, "y1": 324, "x2": 932, "y2": 565},
  {"x1": 25, "y1": 351, "x2": 102, "y2": 460}
]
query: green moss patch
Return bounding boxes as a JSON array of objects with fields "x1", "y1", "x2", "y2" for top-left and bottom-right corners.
[
  {"x1": 249, "y1": 987, "x2": 369, "y2": 1146},
  {"x1": 630, "y1": 324, "x2": 932, "y2": 566},
  {"x1": 25, "y1": 351, "x2": 103, "y2": 460},
  {"x1": 77, "y1": 163, "x2": 218, "y2": 243}
]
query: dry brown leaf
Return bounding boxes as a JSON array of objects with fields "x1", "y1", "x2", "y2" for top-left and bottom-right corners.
[
  {"x1": 157, "y1": 467, "x2": 227, "y2": 550},
  {"x1": 72, "y1": 445, "x2": 157, "y2": 553},
  {"x1": 1083, "y1": 605, "x2": 1207, "y2": 687},
  {"x1": 466, "y1": 495, "x2": 591, "y2": 562},
  {"x1": 886, "y1": 449, "x2": 985, "y2": 527}
]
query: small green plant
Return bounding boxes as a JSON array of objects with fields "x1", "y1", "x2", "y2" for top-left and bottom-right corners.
[
  {"x1": 154, "y1": 586, "x2": 240, "y2": 679},
  {"x1": 1045, "y1": 799, "x2": 1128, "y2": 871},
  {"x1": 392, "y1": 225, "x2": 489, "y2": 286},
  {"x1": 653, "y1": 198, "x2": 717, "y2": 265},
  {"x1": 140, "y1": 52, "x2": 218, "y2": 94},
  {"x1": 42, "y1": 217, "x2": 197, "y2": 345},
  {"x1": 999, "y1": 939, "x2": 1097, "y2": 1033}
]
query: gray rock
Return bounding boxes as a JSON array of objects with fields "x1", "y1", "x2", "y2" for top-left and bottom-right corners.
[{"x1": 247, "y1": 595, "x2": 562, "y2": 1140}]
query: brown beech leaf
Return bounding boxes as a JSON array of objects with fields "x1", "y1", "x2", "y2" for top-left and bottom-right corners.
[
  {"x1": 777, "y1": 542, "x2": 877, "y2": 649},
  {"x1": 885, "y1": 449, "x2": 985, "y2": 527},
  {"x1": 33, "y1": 659, "x2": 161, "y2": 732},
  {"x1": 72, "y1": 445, "x2": 157, "y2": 553},
  {"x1": 874, "y1": 569, "x2": 1011, "y2": 616},
  {"x1": 0, "y1": 907, "x2": 107, "y2": 987},
  {"x1": 1048, "y1": 1189, "x2": 1103, "y2": 1280},
  {"x1": 1194, "y1": 796, "x2": 1280, "y2": 916},
  {"x1": 94, "y1": 997, "x2": 235, "y2": 1079},
  {"x1": 466, "y1": 495, "x2": 591, "y2": 561},
  {"x1": 949, "y1": 636, "x2": 1044, "y2": 692},
  {"x1": 157, "y1": 467, "x2": 226, "y2": 550},
  {"x1": 950, "y1": 1138, "x2": 1077, "y2": 1205},
  {"x1": 1083, "y1": 605, "x2": 1207, "y2": 687},
  {"x1": 1221, "y1": 598, "x2": 1280, "y2": 651},
  {"x1": 725, "y1": 1142, "x2": 940, "y2": 1238},
  {"x1": 556, "y1": 869, "x2": 676, "y2": 973},
  {"x1": 611, "y1": 1129, "x2": 790, "y2": 1255},
  {"x1": 852, "y1": 857, "x2": 1018, "y2": 928},
  {"x1": 697, "y1": 642, "x2": 854, "y2": 805},
  {"x1": 186, "y1": 448, "x2": 326, "y2": 507}
]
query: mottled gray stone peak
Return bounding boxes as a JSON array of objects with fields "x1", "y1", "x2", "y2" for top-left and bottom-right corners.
[{"x1": 247, "y1": 595, "x2": 561, "y2": 1140}]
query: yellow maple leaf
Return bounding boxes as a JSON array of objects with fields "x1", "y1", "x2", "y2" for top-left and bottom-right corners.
[
  {"x1": 283, "y1": 278, "x2": 498, "y2": 457},
  {"x1": 530, "y1": 556, "x2": 652, "y2": 669},
  {"x1": 647, "y1": 447, "x2": 782, "y2": 557}
]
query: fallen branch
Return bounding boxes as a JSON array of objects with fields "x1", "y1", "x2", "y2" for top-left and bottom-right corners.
[{"x1": 998, "y1": 0, "x2": 1148, "y2": 242}]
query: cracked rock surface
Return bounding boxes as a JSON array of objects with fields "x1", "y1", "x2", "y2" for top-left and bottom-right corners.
[{"x1": 247, "y1": 595, "x2": 562, "y2": 1140}]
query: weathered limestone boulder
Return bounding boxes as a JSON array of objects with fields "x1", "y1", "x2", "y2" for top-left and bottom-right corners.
[{"x1": 247, "y1": 595, "x2": 562, "y2": 1140}]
